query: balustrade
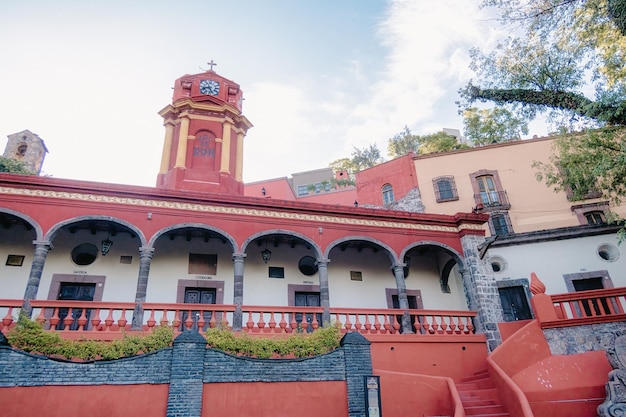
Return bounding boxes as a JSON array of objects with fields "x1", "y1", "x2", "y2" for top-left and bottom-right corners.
[
  {"x1": 544, "y1": 287, "x2": 626, "y2": 327},
  {"x1": 0, "y1": 299, "x2": 477, "y2": 338}
]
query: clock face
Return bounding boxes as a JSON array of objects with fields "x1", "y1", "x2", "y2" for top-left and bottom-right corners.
[{"x1": 199, "y1": 79, "x2": 220, "y2": 95}]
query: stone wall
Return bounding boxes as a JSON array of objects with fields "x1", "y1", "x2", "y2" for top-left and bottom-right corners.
[
  {"x1": 544, "y1": 322, "x2": 626, "y2": 355},
  {"x1": 0, "y1": 331, "x2": 372, "y2": 417}
]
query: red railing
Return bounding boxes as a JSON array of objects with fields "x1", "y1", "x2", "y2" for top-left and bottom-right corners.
[
  {"x1": 537, "y1": 287, "x2": 626, "y2": 328},
  {"x1": 0, "y1": 299, "x2": 477, "y2": 337}
]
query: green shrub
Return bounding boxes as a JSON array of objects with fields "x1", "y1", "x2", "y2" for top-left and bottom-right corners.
[
  {"x1": 7, "y1": 316, "x2": 341, "y2": 360},
  {"x1": 204, "y1": 325, "x2": 341, "y2": 358},
  {"x1": 7, "y1": 315, "x2": 174, "y2": 360}
]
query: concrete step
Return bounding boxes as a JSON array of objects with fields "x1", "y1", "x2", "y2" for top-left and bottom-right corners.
[
  {"x1": 459, "y1": 388, "x2": 500, "y2": 402},
  {"x1": 462, "y1": 369, "x2": 490, "y2": 382},
  {"x1": 456, "y1": 369, "x2": 509, "y2": 417},
  {"x1": 465, "y1": 404, "x2": 507, "y2": 415}
]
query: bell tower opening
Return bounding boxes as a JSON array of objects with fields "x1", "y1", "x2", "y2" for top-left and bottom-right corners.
[
  {"x1": 3, "y1": 130, "x2": 48, "y2": 175},
  {"x1": 156, "y1": 61, "x2": 253, "y2": 195}
]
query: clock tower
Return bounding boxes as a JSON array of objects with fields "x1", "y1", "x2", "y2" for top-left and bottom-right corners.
[{"x1": 156, "y1": 62, "x2": 253, "y2": 195}]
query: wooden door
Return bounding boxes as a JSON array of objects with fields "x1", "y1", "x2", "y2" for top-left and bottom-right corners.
[
  {"x1": 294, "y1": 292, "x2": 321, "y2": 332},
  {"x1": 498, "y1": 286, "x2": 532, "y2": 321},
  {"x1": 56, "y1": 283, "x2": 96, "y2": 330},
  {"x1": 573, "y1": 277, "x2": 608, "y2": 316},
  {"x1": 392, "y1": 294, "x2": 419, "y2": 333},
  {"x1": 182, "y1": 288, "x2": 216, "y2": 331}
]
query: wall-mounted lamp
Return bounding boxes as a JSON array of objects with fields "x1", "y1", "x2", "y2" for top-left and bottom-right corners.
[
  {"x1": 354, "y1": 200, "x2": 358, "y2": 207},
  {"x1": 261, "y1": 187, "x2": 266, "y2": 196},
  {"x1": 101, "y1": 233, "x2": 113, "y2": 256},
  {"x1": 147, "y1": 212, "x2": 153, "y2": 220},
  {"x1": 261, "y1": 240, "x2": 272, "y2": 263},
  {"x1": 472, "y1": 203, "x2": 484, "y2": 213}
]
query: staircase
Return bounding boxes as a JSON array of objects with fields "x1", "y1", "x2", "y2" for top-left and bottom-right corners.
[{"x1": 456, "y1": 369, "x2": 510, "y2": 417}]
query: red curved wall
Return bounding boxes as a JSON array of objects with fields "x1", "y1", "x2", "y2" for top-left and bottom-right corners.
[
  {"x1": 489, "y1": 320, "x2": 612, "y2": 417},
  {"x1": 369, "y1": 335, "x2": 489, "y2": 382}
]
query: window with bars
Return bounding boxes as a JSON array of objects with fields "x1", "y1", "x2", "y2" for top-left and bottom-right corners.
[
  {"x1": 489, "y1": 212, "x2": 513, "y2": 236},
  {"x1": 585, "y1": 211, "x2": 607, "y2": 225},
  {"x1": 382, "y1": 184, "x2": 394, "y2": 204},
  {"x1": 433, "y1": 176, "x2": 458, "y2": 202}
]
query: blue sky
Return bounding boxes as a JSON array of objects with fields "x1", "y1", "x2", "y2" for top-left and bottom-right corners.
[{"x1": 0, "y1": 1, "x2": 524, "y2": 186}]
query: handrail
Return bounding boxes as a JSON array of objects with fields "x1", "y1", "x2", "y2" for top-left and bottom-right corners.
[
  {"x1": 0, "y1": 299, "x2": 478, "y2": 338},
  {"x1": 538, "y1": 286, "x2": 626, "y2": 328},
  {"x1": 487, "y1": 356, "x2": 534, "y2": 417}
]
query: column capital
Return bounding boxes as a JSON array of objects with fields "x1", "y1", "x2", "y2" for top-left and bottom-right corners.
[
  {"x1": 32, "y1": 240, "x2": 53, "y2": 251},
  {"x1": 139, "y1": 246, "x2": 155, "y2": 259},
  {"x1": 232, "y1": 252, "x2": 247, "y2": 262},
  {"x1": 391, "y1": 263, "x2": 407, "y2": 273},
  {"x1": 315, "y1": 258, "x2": 330, "y2": 266}
]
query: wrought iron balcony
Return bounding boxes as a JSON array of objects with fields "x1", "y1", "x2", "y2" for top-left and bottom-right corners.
[{"x1": 473, "y1": 190, "x2": 511, "y2": 211}]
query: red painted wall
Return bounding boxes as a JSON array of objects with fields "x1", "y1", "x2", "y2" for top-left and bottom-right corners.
[
  {"x1": 296, "y1": 188, "x2": 357, "y2": 206},
  {"x1": 202, "y1": 381, "x2": 348, "y2": 417},
  {"x1": 368, "y1": 335, "x2": 489, "y2": 382},
  {"x1": 356, "y1": 153, "x2": 418, "y2": 206},
  {"x1": 376, "y1": 370, "x2": 461, "y2": 417},
  {"x1": 0, "y1": 173, "x2": 483, "y2": 256},
  {"x1": 244, "y1": 178, "x2": 295, "y2": 200},
  {"x1": 0, "y1": 384, "x2": 168, "y2": 417}
]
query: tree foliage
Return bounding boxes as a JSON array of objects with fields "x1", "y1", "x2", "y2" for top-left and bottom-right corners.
[
  {"x1": 387, "y1": 126, "x2": 420, "y2": 158},
  {"x1": 463, "y1": 107, "x2": 528, "y2": 145},
  {"x1": 0, "y1": 156, "x2": 33, "y2": 174},
  {"x1": 534, "y1": 126, "x2": 626, "y2": 206},
  {"x1": 460, "y1": 0, "x2": 626, "y2": 126},
  {"x1": 329, "y1": 144, "x2": 384, "y2": 174},
  {"x1": 387, "y1": 127, "x2": 468, "y2": 158}
]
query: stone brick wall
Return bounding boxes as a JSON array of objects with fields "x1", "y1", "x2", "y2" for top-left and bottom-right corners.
[
  {"x1": 460, "y1": 234, "x2": 504, "y2": 351},
  {"x1": 204, "y1": 348, "x2": 346, "y2": 382},
  {"x1": 0, "y1": 346, "x2": 172, "y2": 386},
  {"x1": 0, "y1": 331, "x2": 372, "y2": 417}
]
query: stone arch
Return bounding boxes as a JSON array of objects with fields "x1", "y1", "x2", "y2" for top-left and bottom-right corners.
[
  {"x1": 241, "y1": 229, "x2": 322, "y2": 259},
  {"x1": 0, "y1": 207, "x2": 43, "y2": 240},
  {"x1": 148, "y1": 223, "x2": 237, "y2": 252},
  {"x1": 325, "y1": 236, "x2": 397, "y2": 265},
  {"x1": 44, "y1": 215, "x2": 146, "y2": 246},
  {"x1": 401, "y1": 240, "x2": 465, "y2": 293},
  {"x1": 400, "y1": 240, "x2": 465, "y2": 271}
]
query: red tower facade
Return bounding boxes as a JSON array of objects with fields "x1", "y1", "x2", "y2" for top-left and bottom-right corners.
[{"x1": 156, "y1": 66, "x2": 253, "y2": 195}]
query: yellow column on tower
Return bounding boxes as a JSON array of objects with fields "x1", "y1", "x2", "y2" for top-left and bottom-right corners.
[
  {"x1": 220, "y1": 120, "x2": 232, "y2": 173},
  {"x1": 235, "y1": 131, "x2": 244, "y2": 182},
  {"x1": 159, "y1": 121, "x2": 175, "y2": 174},
  {"x1": 174, "y1": 116, "x2": 190, "y2": 168}
]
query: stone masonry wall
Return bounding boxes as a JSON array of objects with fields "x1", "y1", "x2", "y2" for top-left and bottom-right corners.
[
  {"x1": 0, "y1": 346, "x2": 172, "y2": 386},
  {"x1": 544, "y1": 322, "x2": 626, "y2": 355},
  {"x1": 460, "y1": 234, "x2": 504, "y2": 351},
  {"x1": 0, "y1": 331, "x2": 372, "y2": 417}
]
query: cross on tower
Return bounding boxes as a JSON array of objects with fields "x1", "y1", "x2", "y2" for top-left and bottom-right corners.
[{"x1": 207, "y1": 60, "x2": 217, "y2": 71}]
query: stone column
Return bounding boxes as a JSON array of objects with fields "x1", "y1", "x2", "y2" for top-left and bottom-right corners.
[
  {"x1": 174, "y1": 116, "x2": 190, "y2": 168},
  {"x1": 22, "y1": 240, "x2": 53, "y2": 317},
  {"x1": 316, "y1": 258, "x2": 331, "y2": 326},
  {"x1": 392, "y1": 263, "x2": 413, "y2": 333},
  {"x1": 460, "y1": 235, "x2": 504, "y2": 351},
  {"x1": 166, "y1": 331, "x2": 207, "y2": 417},
  {"x1": 232, "y1": 252, "x2": 246, "y2": 331},
  {"x1": 341, "y1": 332, "x2": 373, "y2": 417},
  {"x1": 131, "y1": 246, "x2": 155, "y2": 330}
]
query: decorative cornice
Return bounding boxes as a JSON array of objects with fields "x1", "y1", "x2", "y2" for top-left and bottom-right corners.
[{"x1": 0, "y1": 187, "x2": 483, "y2": 234}]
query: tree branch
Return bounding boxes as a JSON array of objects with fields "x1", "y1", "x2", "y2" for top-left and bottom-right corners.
[{"x1": 468, "y1": 85, "x2": 626, "y2": 125}]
